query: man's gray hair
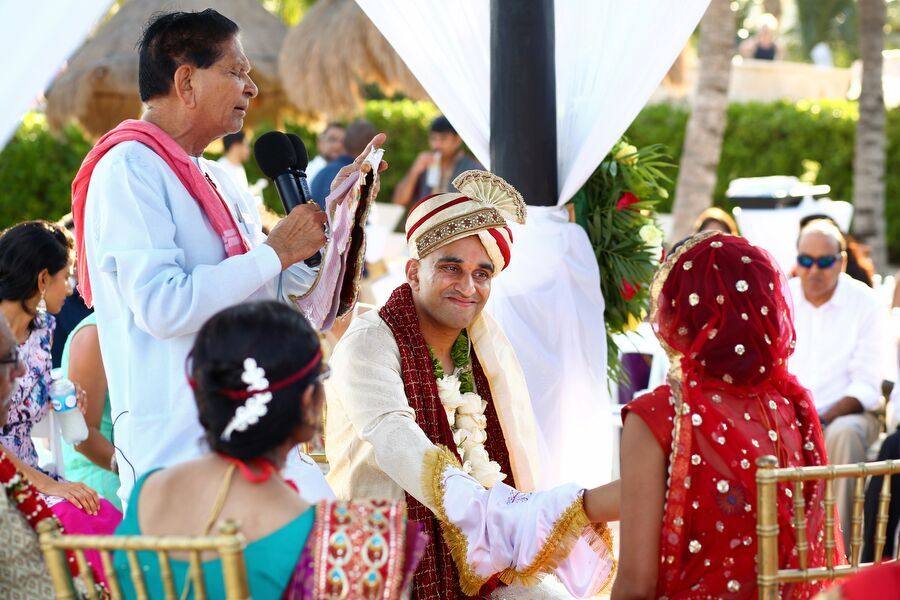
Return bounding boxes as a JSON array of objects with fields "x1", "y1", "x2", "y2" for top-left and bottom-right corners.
[{"x1": 798, "y1": 218, "x2": 847, "y2": 252}]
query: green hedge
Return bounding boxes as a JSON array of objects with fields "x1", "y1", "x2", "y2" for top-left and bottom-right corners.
[
  {"x1": 0, "y1": 113, "x2": 91, "y2": 228},
  {"x1": 234, "y1": 99, "x2": 438, "y2": 214},
  {"x1": 2, "y1": 99, "x2": 898, "y2": 262},
  {"x1": 625, "y1": 99, "x2": 900, "y2": 263},
  {"x1": 0, "y1": 99, "x2": 438, "y2": 227}
]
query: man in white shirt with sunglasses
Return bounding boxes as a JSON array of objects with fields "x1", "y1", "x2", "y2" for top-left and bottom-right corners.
[{"x1": 788, "y1": 218, "x2": 892, "y2": 547}]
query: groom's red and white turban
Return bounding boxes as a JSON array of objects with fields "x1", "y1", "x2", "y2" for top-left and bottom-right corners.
[{"x1": 405, "y1": 170, "x2": 527, "y2": 271}]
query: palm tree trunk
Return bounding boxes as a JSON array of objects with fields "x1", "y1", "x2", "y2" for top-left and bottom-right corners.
[
  {"x1": 671, "y1": 0, "x2": 736, "y2": 241},
  {"x1": 852, "y1": 0, "x2": 887, "y2": 270}
]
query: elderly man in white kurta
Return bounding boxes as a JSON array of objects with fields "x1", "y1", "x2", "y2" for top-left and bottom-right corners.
[
  {"x1": 326, "y1": 170, "x2": 618, "y2": 600},
  {"x1": 71, "y1": 10, "x2": 379, "y2": 506}
]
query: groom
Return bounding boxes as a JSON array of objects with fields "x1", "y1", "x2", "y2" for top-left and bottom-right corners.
[{"x1": 326, "y1": 171, "x2": 617, "y2": 599}]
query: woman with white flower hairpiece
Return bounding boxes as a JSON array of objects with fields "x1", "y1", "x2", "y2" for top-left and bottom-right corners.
[{"x1": 112, "y1": 301, "x2": 425, "y2": 599}]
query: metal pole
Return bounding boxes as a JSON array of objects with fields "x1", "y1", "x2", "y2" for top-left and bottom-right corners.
[{"x1": 490, "y1": 0, "x2": 557, "y2": 206}]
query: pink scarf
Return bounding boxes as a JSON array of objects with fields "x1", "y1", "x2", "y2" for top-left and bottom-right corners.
[{"x1": 71, "y1": 119, "x2": 250, "y2": 307}]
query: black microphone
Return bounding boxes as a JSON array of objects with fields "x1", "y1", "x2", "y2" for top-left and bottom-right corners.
[
  {"x1": 253, "y1": 131, "x2": 322, "y2": 267},
  {"x1": 286, "y1": 133, "x2": 322, "y2": 210}
]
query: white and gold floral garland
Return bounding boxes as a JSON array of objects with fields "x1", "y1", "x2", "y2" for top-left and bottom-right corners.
[{"x1": 429, "y1": 334, "x2": 506, "y2": 488}]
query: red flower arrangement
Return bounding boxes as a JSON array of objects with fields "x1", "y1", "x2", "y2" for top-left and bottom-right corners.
[
  {"x1": 616, "y1": 192, "x2": 640, "y2": 211},
  {"x1": 620, "y1": 279, "x2": 639, "y2": 301}
]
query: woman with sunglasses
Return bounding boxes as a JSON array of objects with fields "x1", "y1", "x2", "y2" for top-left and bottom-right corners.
[{"x1": 113, "y1": 301, "x2": 424, "y2": 599}]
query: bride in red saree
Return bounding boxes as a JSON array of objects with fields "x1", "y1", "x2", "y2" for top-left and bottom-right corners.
[{"x1": 612, "y1": 232, "x2": 845, "y2": 599}]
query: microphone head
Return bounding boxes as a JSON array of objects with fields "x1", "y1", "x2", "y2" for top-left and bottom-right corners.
[
  {"x1": 253, "y1": 131, "x2": 296, "y2": 179},
  {"x1": 286, "y1": 133, "x2": 309, "y2": 171}
]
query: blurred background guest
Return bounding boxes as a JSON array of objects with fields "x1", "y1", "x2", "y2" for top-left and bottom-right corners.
[
  {"x1": 309, "y1": 118, "x2": 374, "y2": 205},
  {"x1": 0, "y1": 221, "x2": 120, "y2": 560},
  {"x1": 50, "y1": 214, "x2": 92, "y2": 369},
  {"x1": 799, "y1": 214, "x2": 875, "y2": 288},
  {"x1": 0, "y1": 312, "x2": 54, "y2": 597},
  {"x1": 61, "y1": 313, "x2": 121, "y2": 511},
  {"x1": 215, "y1": 131, "x2": 251, "y2": 193},
  {"x1": 391, "y1": 115, "x2": 481, "y2": 206},
  {"x1": 739, "y1": 13, "x2": 782, "y2": 61},
  {"x1": 305, "y1": 122, "x2": 345, "y2": 184},
  {"x1": 787, "y1": 219, "x2": 890, "y2": 548},
  {"x1": 693, "y1": 206, "x2": 740, "y2": 235}
]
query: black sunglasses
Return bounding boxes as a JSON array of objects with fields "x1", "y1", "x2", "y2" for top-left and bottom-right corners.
[{"x1": 797, "y1": 253, "x2": 841, "y2": 269}]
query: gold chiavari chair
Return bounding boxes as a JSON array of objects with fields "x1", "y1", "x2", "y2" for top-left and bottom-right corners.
[
  {"x1": 756, "y1": 455, "x2": 900, "y2": 599},
  {"x1": 38, "y1": 518, "x2": 250, "y2": 600}
]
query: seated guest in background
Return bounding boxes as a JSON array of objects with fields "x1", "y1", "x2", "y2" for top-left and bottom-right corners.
[
  {"x1": 693, "y1": 206, "x2": 740, "y2": 235},
  {"x1": 861, "y1": 348, "x2": 900, "y2": 563},
  {"x1": 0, "y1": 313, "x2": 55, "y2": 597},
  {"x1": 392, "y1": 115, "x2": 482, "y2": 206},
  {"x1": 0, "y1": 222, "x2": 121, "y2": 585},
  {"x1": 309, "y1": 119, "x2": 375, "y2": 205},
  {"x1": 61, "y1": 313, "x2": 121, "y2": 511},
  {"x1": 798, "y1": 214, "x2": 875, "y2": 288},
  {"x1": 0, "y1": 222, "x2": 120, "y2": 522},
  {"x1": 615, "y1": 232, "x2": 844, "y2": 599},
  {"x1": 738, "y1": 13, "x2": 782, "y2": 61},
  {"x1": 50, "y1": 213, "x2": 92, "y2": 368},
  {"x1": 215, "y1": 131, "x2": 250, "y2": 193},
  {"x1": 305, "y1": 122, "x2": 345, "y2": 184},
  {"x1": 788, "y1": 219, "x2": 890, "y2": 547},
  {"x1": 327, "y1": 171, "x2": 618, "y2": 599},
  {"x1": 114, "y1": 301, "x2": 424, "y2": 599}
]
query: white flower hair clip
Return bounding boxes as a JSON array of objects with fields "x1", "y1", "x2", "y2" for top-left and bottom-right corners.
[{"x1": 221, "y1": 358, "x2": 273, "y2": 441}]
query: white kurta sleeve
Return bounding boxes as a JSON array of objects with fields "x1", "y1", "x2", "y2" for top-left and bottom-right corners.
[
  {"x1": 90, "y1": 151, "x2": 282, "y2": 339},
  {"x1": 329, "y1": 322, "x2": 437, "y2": 504},
  {"x1": 843, "y1": 297, "x2": 890, "y2": 410},
  {"x1": 330, "y1": 322, "x2": 616, "y2": 597}
]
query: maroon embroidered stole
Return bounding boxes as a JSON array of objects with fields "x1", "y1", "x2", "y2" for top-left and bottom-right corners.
[{"x1": 379, "y1": 284, "x2": 514, "y2": 600}]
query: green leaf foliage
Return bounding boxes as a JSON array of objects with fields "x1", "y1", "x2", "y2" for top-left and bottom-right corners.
[{"x1": 573, "y1": 141, "x2": 672, "y2": 384}]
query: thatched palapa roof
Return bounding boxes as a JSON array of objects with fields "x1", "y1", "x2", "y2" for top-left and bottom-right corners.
[
  {"x1": 279, "y1": 0, "x2": 428, "y2": 119},
  {"x1": 46, "y1": 0, "x2": 288, "y2": 138}
]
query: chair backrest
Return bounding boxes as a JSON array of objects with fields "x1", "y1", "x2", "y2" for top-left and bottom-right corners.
[
  {"x1": 37, "y1": 518, "x2": 250, "y2": 600},
  {"x1": 755, "y1": 455, "x2": 900, "y2": 599}
]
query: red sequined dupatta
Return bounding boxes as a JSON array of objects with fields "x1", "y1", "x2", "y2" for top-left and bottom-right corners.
[{"x1": 647, "y1": 232, "x2": 845, "y2": 598}]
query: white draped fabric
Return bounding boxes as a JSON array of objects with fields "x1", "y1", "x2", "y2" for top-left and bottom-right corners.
[
  {"x1": 357, "y1": 1, "x2": 491, "y2": 168},
  {"x1": 356, "y1": 0, "x2": 708, "y2": 205},
  {"x1": 487, "y1": 206, "x2": 613, "y2": 488},
  {"x1": 0, "y1": 1, "x2": 111, "y2": 149},
  {"x1": 356, "y1": 0, "x2": 708, "y2": 488},
  {"x1": 555, "y1": 1, "x2": 710, "y2": 204}
]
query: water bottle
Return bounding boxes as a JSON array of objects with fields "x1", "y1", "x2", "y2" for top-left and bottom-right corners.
[
  {"x1": 49, "y1": 368, "x2": 88, "y2": 445},
  {"x1": 425, "y1": 151, "x2": 442, "y2": 192}
]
